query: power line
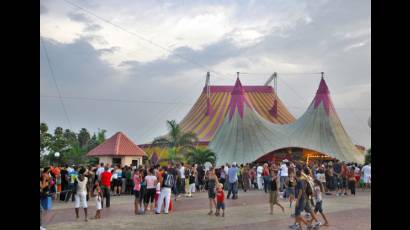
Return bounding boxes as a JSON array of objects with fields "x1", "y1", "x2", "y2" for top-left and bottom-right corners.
[
  {"x1": 61, "y1": 0, "x2": 230, "y2": 80},
  {"x1": 40, "y1": 95, "x2": 192, "y2": 105},
  {"x1": 241, "y1": 72, "x2": 323, "y2": 76},
  {"x1": 41, "y1": 36, "x2": 73, "y2": 130},
  {"x1": 41, "y1": 95, "x2": 371, "y2": 110}
]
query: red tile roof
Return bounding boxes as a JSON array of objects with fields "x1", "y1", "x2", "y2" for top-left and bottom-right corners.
[{"x1": 87, "y1": 132, "x2": 146, "y2": 157}]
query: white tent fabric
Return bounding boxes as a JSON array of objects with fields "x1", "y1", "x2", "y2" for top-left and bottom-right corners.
[{"x1": 209, "y1": 77, "x2": 364, "y2": 166}]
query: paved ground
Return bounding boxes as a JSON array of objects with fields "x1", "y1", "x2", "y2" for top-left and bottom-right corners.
[{"x1": 42, "y1": 190, "x2": 370, "y2": 230}]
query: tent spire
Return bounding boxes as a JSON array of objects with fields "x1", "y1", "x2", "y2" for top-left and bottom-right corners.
[
  {"x1": 205, "y1": 71, "x2": 214, "y2": 116},
  {"x1": 228, "y1": 74, "x2": 251, "y2": 120},
  {"x1": 269, "y1": 72, "x2": 278, "y2": 117}
]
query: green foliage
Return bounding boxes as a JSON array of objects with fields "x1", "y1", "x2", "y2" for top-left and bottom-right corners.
[
  {"x1": 186, "y1": 148, "x2": 217, "y2": 165},
  {"x1": 365, "y1": 148, "x2": 371, "y2": 164},
  {"x1": 39, "y1": 122, "x2": 107, "y2": 166},
  {"x1": 78, "y1": 128, "x2": 91, "y2": 148},
  {"x1": 40, "y1": 123, "x2": 52, "y2": 155},
  {"x1": 152, "y1": 120, "x2": 198, "y2": 163}
]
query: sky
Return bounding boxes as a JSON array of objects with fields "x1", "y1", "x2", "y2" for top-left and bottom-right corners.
[{"x1": 40, "y1": 0, "x2": 371, "y2": 149}]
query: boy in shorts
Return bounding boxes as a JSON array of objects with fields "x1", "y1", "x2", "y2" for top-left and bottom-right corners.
[{"x1": 215, "y1": 184, "x2": 225, "y2": 217}]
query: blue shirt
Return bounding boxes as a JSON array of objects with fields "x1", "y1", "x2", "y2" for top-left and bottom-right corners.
[
  {"x1": 228, "y1": 167, "x2": 238, "y2": 183},
  {"x1": 69, "y1": 171, "x2": 78, "y2": 184}
]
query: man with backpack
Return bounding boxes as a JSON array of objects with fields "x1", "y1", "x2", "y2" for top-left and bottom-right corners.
[
  {"x1": 291, "y1": 167, "x2": 321, "y2": 230},
  {"x1": 302, "y1": 167, "x2": 321, "y2": 229},
  {"x1": 156, "y1": 166, "x2": 175, "y2": 214}
]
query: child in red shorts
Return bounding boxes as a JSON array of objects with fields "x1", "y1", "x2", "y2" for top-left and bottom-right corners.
[{"x1": 215, "y1": 183, "x2": 225, "y2": 217}]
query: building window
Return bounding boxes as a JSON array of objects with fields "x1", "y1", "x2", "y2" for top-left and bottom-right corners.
[
  {"x1": 131, "y1": 160, "x2": 139, "y2": 167},
  {"x1": 112, "y1": 158, "x2": 121, "y2": 166}
]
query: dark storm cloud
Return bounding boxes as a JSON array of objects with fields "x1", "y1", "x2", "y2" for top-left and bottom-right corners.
[
  {"x1": 120, "y1": 39, "x2": 241, "y2": 78},
  {"x1": 40, "y1": 3, "x2": 48, "y2": 15}
]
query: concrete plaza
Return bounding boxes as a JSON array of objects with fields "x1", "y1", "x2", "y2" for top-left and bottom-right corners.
[{"x1": 42, "y1": 190, "x2": 370, "y2": 230}]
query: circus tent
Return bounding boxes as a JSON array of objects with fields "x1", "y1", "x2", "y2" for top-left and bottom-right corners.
[
  {"x1": 178, "y1": 74, "x2": 295, "y2": 143},
  {"x1": 208, "y1": 76, "x2": 364, "y2": 165}
]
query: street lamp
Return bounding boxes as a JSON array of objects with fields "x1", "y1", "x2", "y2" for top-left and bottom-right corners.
[{"x1": 54, "y1": 152, "x2": 60, "y2": 166}]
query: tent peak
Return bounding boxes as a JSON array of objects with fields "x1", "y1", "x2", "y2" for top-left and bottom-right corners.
[
  {"x1": 228, "y1": 77, "x2": 252, "y2": 120},
  {"x1": 313, "y1": 77, "x2": 332, "y2": 115}
]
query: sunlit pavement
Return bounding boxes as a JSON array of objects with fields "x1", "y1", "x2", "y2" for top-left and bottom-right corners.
[{"x1": 43, "y1": 189, "x2": 370, "y2": 230}]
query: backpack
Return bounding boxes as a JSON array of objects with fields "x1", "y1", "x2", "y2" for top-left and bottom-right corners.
[
  {"x1": 184, "y1": 168, "x2": 190, "y2": 178},
  {"x1": 164, "y1": 172, "x2": 175, "y2": 187},
  {"x1": 305, "y1": 177, "x2": 314, "y2": 197}
]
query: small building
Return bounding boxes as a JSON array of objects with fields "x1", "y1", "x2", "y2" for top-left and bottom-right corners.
[{"x1": 86, "y1": 131, "x2": 146, "y2": 167}]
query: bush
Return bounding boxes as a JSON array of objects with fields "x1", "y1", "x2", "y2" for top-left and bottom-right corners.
[{"x1": 365, "y1": 148, "x2": 371, "y2": 164}]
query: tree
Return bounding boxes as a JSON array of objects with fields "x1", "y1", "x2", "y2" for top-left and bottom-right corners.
[
  {"x1": 63, "y1": 129, "x2": 78, "y2": 146},
  {"x1": 152, "y1": 120, "x2": 198, "y2": 162},
  {"x1": 96, "y1": 129, "x2": 106, "y2": 144},
  {"x1": 365, "y1": 148, "x2": 371, "y2": 165},
  {"x1": 62, "y1": 143, "x2": 87, "y2": 165},
  {"x1": 78, "y1": 128, "x2": 91, "y2": 148},
  {"x1": 186, "y1": 148, "x2": 217, "y2": 165},
  {"x1": 40, "y1": 123, "x2": 52, "y2": 155}
]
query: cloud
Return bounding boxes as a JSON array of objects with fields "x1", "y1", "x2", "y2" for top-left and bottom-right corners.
[
  {"x1": 40, "y1": 0, "x2": 371, "y2": 148},
  {"x1": 120, "y1": 38, "x2": 241, "y2": 78},
  {"x1": 40, "y1": 3, "x2": 48, "y2": 15}
]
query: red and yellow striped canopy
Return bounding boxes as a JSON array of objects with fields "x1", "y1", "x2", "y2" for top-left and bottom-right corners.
[{"x1": 179, "y1": 85, "x2": 295, "y2": 142}]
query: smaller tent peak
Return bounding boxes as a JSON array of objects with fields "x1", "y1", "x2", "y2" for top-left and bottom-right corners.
[
  {"x1": 313, "y1": 78, "x2": 332, "y2": 115},
  {"x1": 232, "y1": 77, "x2": 244, "y2": 95},
  {"x1": 316, "y1": 77, "x2": 330, "y2": 95},
  {"x1": 228, "y1": 76, "x2": 252, "y2": 120}
]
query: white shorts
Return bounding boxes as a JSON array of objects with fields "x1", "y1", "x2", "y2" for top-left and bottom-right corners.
[
  {"x1": 189, "y1": 183, "x2": 196, "y2": 193},
  {"x1": 364, "y1": 175, "x2": 371, "y2": 184},
  {"x1": 95, "y1": 196, "x2": 102, "y2": 210},
  {"x1": 75, "y1": 192, "x2": 88, "y2": 208}
]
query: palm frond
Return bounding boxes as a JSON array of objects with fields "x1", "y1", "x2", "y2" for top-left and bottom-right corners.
[{"x1": 151, "y1": 137, "x2": 171, "y2": 148}]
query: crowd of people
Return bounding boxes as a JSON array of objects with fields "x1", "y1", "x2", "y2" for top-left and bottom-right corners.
[{"x1": 40, "y1": 159, "x2": 371, "y2": 230}]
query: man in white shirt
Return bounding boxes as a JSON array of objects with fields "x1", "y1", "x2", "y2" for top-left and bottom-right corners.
[
  {"x1": 224, "y1": 164, "x2": 230, "y2": 190},
  {"x1": 179, "y1": 163, "x2": 186, "y2": 194},
  {"x1": 96, "y1": 163, "x2": 105, "y2": 179},
  {"x1": 361, "y1": 163, "x2": 371, "y2": 191},
  {"x1": 279, "y1": 161, "x2": 289, "y2": 192},
  {"x1": 257, "y1": 164, "x2": 263, "y2": 190}
]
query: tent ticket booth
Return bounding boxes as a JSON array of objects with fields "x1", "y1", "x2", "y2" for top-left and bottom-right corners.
[{"x1": 86, "y1": 131, "x2": 147, "y2": 167}]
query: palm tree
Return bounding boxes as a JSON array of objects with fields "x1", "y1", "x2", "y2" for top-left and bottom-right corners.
[
  {"x1": 186, "y1": 148, "x2": 217, "y2": 165},
  {"x1": 151, "y1": 120, "x2": 198, "y2": 163}
]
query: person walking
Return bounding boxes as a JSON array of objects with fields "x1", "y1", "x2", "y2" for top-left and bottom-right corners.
[
  {"x1": 313, "y1": 179, "x2": 329, "y2": 226},
  {"x1": 215, "y1": 183, "x2": 225, "y2": 217},
  {"x1": 347, "y1": 165, "x2": 357, "y2": 196},
  {"x1": 100, "y1": 167, "x2": 112, "y2": 208},
  {"x1": 74, "y1": 170, "x2": 88, "y2": 221},
  {"x1": 219, "y1": 165, "x2": 226, "y2": 187},
  {"x1": 280, "y1": 161, "x2": 289, "y2": 193},
  {"x1": 257, "y1": 163, "x2": 263, "y2": 190},
  {"x1": 133, "y1": 169, "x2": 142, "y2": 215},
  {"x1": 361, "y1": 163, "x2": 371, "y2": 191},
  {"x1": 242, "y1": 165, "x2": 250, "y2": 192},
  {"x1": 262, "y1": 163, "x2": 270, "y2": 193},
  {"x1": 227, "y1": 163, "x2": 239, "y2": 199},
  {"x1": 179, "y1": 163, "x2": 186, "y2": 195},
  {"x1": 269, "y1": 169, "x2": 285, "y2": 214},
  {"x1": 156, "y1": 167, "x2": 175, "y2": 214},
  {"x1": 187, "y1": 167, "x2": 197, "y2": 197},
  {"x1": 144, "y1": 168, "x2": 157, "y2": 212},
  {"x1": 286, "y1": 172, "x2": 297, "y2": 214},
  {"x1": 112, "y1": 165, "x2": 122, "y2": 196},
  {"x1": 207, "y1": 167, "x2": 219, "y2": 215}
]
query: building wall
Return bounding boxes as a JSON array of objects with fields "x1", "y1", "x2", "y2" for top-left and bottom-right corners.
[
  {"x1": 122, "y1": 156, "x2": 142, "y2": 166},
  {"x1": 98, "y1": 156, "x2": 112, "y2": 165},
  {"x1": 98, "y1": 156, "x2": 142, "y2": 167}
]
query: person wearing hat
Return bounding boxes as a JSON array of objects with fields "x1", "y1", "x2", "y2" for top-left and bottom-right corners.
[{"x1": 227, "y1": 162, "x2": 239, "y2": 199}]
